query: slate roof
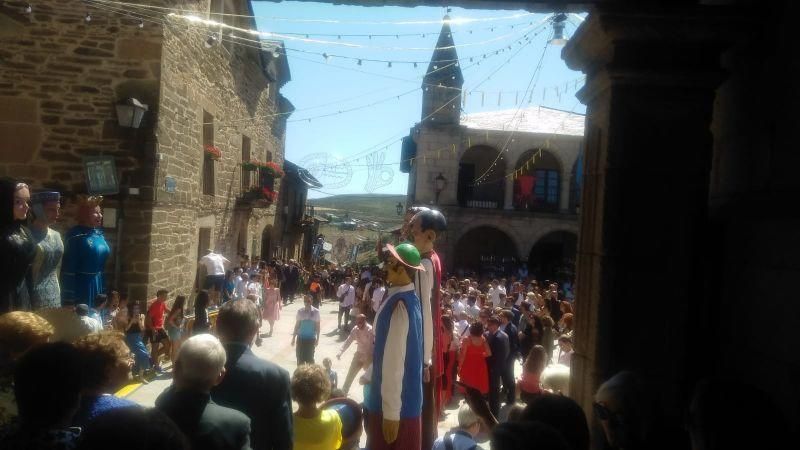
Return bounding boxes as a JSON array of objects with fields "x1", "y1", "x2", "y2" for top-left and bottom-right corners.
[{"x1": 461, "y1": 106, "x2": 585, "y2": 137}]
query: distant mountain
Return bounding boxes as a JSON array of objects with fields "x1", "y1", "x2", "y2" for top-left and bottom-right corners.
[{"x1": 309, "y1": 194, "x2": 406, "y2": 227}]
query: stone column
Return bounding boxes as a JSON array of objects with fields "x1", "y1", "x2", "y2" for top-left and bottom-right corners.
[
  {"x1": 559, "y1": 172, "x2": 572, "y2": 212},
  {"x1": 562, "y1": 6, "x2": 732, "y2": 424},
  {"x1": 504, "y1": 174, "x2": 514, "y2": 210}
]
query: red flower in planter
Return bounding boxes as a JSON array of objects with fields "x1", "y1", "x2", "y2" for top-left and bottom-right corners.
[
  {"x1": 204, "y1": 145, "x2": 222, "y2": 160},
  {"x1": 261, "y1": 187, "x2": 278, "y2": 202}
]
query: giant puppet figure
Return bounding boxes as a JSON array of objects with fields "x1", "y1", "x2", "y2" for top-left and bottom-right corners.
[
  {"x1": 0, "y1": 178, "x2": 35, "y2": 312},
  {"x1": 29, "y1": 191, "x2": 64, "y2": 310},
  {"x1": 366, "y1": 243, "x2": 425, "y2": 450},
  {"x1": 61, "y1": 195, "x2": 110, "y2": 307},
  {"x1": 409, "y1": 208, "x2": 448, "y2": 449}
]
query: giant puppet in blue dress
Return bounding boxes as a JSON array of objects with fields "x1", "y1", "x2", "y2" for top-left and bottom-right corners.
[
  {"x1": 366, "y1": 243, "x2": 425, "y2": 450},
  {"x1": 61, "y1": 196, "x2": 109, "y2": 307}
]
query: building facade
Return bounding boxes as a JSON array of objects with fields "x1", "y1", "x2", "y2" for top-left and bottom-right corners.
[
  {"x1": 403, "y1": 18, "x2": 583, "y2": 280},
  {"x1": 0, "y1": 0, "x2": 291, "y2": 301}
]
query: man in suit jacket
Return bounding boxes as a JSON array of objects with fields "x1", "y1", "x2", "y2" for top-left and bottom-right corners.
[
  {"x1": 156, "y1": 334, "x2": 251, "y2": 450},
  {"x1": 499, "y1": 309, "x2": 519, "y2": 405},
  {"x1": 484, "y1": 316, "x2": 509, "y2": 419},
  {"x1": 211, "y1": 300, "x2": 293, "y2": 450}
]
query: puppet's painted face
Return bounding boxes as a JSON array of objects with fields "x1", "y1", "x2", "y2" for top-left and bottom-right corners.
[
  {"x1": 13, "y1": 185, "x2": 30, "y2": 221},
  {"x1": 79, "y1": 205, "x2": 103, "y2": 228},
  {"x1": 385, "y1": 257, "x2": 410, "y2": 286},
  {"x1": 410, "y1": 217, "x2": 435, "y2": 253}
]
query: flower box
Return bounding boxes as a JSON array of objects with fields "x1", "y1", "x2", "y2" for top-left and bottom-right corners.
[
  {"x1": 240, "y1": 160, "x2": 284, "y2": 178},
  {"x1": 204, "y1": 145, "x2": 222, "y2": 161}
]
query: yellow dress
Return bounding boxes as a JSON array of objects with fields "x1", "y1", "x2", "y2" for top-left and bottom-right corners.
[{"x1": 293, "y1": 409, "x2": 342, "y2": 450}]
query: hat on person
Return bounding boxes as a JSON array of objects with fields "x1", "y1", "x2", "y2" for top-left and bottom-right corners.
[
  {"x1": 31, "y1": 191, "x2": 60, "y2": 204},
  {"x1": 385, "y1": 243, "x2": 425, "y2": 271}
]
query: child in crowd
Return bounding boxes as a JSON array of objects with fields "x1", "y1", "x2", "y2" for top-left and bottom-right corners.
[
  {"x1": 292, "y1": 364, "x2": 342, "y2": 450},
  {"x1": 557, "y1": 335, "x2": 574, "y2": 367},
  {"x1": 323, "y1": 357, "x2": 338, "y2": 390}
]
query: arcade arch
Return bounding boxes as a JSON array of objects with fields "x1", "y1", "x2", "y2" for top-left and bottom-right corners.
[{"x1": 457, "y1": 145, "x2": 506, "y2": 209}]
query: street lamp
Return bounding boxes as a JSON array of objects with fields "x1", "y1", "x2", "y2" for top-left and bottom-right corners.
[
  {"x1": 549, "y1": 13, "x2": 569, "y2": 46},
  {"x1": 434, "y1": 172, "x2": 447, "y2": 204},
  {"x1": 396, "y1": 202, "x2": 404, "y2": 216},
  {"x1": 115, "y1": 98, "x2": 148, "y2": 129}
]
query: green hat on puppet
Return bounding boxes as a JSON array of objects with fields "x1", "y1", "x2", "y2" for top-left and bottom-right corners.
[{"x1": 385, "y1": 243, "x2": 425, "y2": 271}]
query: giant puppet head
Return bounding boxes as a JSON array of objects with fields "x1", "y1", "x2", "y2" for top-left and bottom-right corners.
[
  {"x1": 409, "y1": 208, "x2": 447, "y2": 255},
  {"x1": 384, "y1": 243, "x2": 425, "y2": 287},
  {"x1": 77, "y1": 195, "x2": 103, "y2": 228}
]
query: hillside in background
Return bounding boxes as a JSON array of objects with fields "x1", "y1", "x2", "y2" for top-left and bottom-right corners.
[{"x1": 309, "y1": 194, "x2": 406, "y2": 227}]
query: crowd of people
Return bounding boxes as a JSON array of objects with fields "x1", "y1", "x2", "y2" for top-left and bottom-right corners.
[{"x1": 0, "y1": 178, "x2": 791, "y2": 450}]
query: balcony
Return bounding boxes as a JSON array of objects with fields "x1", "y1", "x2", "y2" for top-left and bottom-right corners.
[{"x1": 237, "y1": 162, "x2": 281, "y2": 208}]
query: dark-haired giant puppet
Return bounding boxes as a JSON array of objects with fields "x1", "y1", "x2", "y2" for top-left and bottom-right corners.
[
  {"x1": 29, "y1": 191, "x2": 64, "y2": 310},
  {"x1": 409, "y1": 208, "x2": 447, "y2": 449},
  {"x1": 366, "y1": 243, "x2": 425, "y2": 450},
  {"x1": 0, "y1": 178, "x2": 35, "y2": 312},
  {"x1": 61, "y1": 196, "x2": 109, "y2": 307}
]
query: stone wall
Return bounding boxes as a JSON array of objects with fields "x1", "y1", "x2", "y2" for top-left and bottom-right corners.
[
  {"x1": 149, "y1": 2, "x2": 284, "y2": 297},
  {"x1": 0, "y1": 1, "x2": 287, "y2": 301},
  {"x1": 0, "y1": 0, "x2": 164, "y2": 297}
]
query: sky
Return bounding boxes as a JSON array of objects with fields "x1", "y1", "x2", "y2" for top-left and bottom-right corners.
[{"x1": 251, "y1": 2, "x2": 587, "y2": 199}]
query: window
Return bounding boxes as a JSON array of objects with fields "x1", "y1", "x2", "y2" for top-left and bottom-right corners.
[
  {"x1": 266, "y1": 151, "x2": 273, "y2": 162},
  {"x1": 202, "y1": 110, "x2": 215, "y2": 196},
  {"x1": 533, "y1": 169, "x2": 559, "y2": 208},
  {"x1": 241, "y1": 135, "x2": 251, "y2": 192}
]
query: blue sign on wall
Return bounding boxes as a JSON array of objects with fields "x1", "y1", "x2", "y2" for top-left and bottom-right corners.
[{"x1": 165, "y1": 176, "x2": 177, "y2": 193}]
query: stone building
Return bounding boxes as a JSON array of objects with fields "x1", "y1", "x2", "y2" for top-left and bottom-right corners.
[
  {"x1": 0, "y1": 0, "x2": 291, "y2": 301},
  {"x1": 269, "y1": 160, "x2": 323, "y2": 263},
  {"x1": 402, "y1": 18, "x2": 584, "y2": 280}
]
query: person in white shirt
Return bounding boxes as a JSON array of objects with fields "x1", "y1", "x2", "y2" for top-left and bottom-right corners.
[
  {"x1": 76, "y1": 303, "x2": 102, "y2": 334},
  {"x1": 452, "y1": 293, "x2": 466, "y2": 317},
  {"x1": 337, "y1": 314, "x2": 375, "y2": 393},
  {"x1": 488, "y1": 279, "x2": 506, "y2": 306},
  {"x1": 245, "y1": 273, "x2": 262, "y2": 306},
  {"x1": 370, "y1": 278, "x2": 387, "y2": 316},
  {"x1": 234, "y1": 270, "x2": 248, "y2": 300},
  {"x1": 336, "y1": 277, "x2": 356, "y2": 331},
  {"x1": 455, "y1": 312, "x2": 470, "y2": 338},
  {"x1": 198, "y1": 249, "x2": 230, "y2": 305}
]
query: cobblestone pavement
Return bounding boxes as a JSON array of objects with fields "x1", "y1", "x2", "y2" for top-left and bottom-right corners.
[{"x1": 125, "y1": 297, "x2": 486, "y2": 445}]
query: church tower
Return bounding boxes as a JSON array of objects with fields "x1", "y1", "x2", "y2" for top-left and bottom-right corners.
[{"x1": 421, "y1": 16, "x2": 464, "y2": 125}]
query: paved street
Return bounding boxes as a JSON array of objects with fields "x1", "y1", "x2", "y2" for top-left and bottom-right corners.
[{"x1": 125, "y1": 297, "x2": 473, "y2": 445}]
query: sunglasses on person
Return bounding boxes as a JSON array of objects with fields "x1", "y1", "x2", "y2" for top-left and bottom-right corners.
[{"x1": 593, "y1": 402, "x2": 625, "y2": 425}]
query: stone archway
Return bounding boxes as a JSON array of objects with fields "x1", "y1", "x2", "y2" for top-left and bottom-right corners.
[
  {"x1": 513, "y1": 148, "x2": 562, "y2": 211},
  {"x1": 457, "y1": 145, "x2": 506, "y2": 209},
  {"x1": 453, "y1": 225, "x2": 518, "y2": 276},
  {"x1": 527, "y1": 230, "x2": 577, "y2": 281}
]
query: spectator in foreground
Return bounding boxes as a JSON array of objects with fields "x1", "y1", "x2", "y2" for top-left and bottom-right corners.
[
  {"x1": 523, "y1": 394, "x2": 590, "y2": 450},
  {"x1": 1, "y1": 342, "x2": 82, "y2": 450},
  {"x1": 0, "y1": 311, "x2": 54, "y2": 430},
  {"x1": 491, "y1": 421, "x2": 569, "y2": 450},
  {"x1": 687, "y1": 378, "x2": 789, "y2": 450},
  {"x1": 156, "y1": 334, "x2": 251, "y2": 450},
  {"x1": 432, "y1": 403, "x2": 482, "y2": 450},
  {"x1": 292, "y1": 364, "x2": 342, "y2": 450},
  {"x1": 76, "y1": 303, "x2": 102, "y2": 335},
  {"x1": 212, "y1": 300, "x2": 292, "y2": 450},
  {"x1": 72, "y1": 331, "x2": 138, "y2": 427},
  {"x1": 77, "y1": 407, "x2": 187, "y2": 450}
]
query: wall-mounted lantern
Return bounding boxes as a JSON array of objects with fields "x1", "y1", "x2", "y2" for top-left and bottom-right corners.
[{"x1": 115, "y1": 98, "x2": 148, "y2": 129}]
